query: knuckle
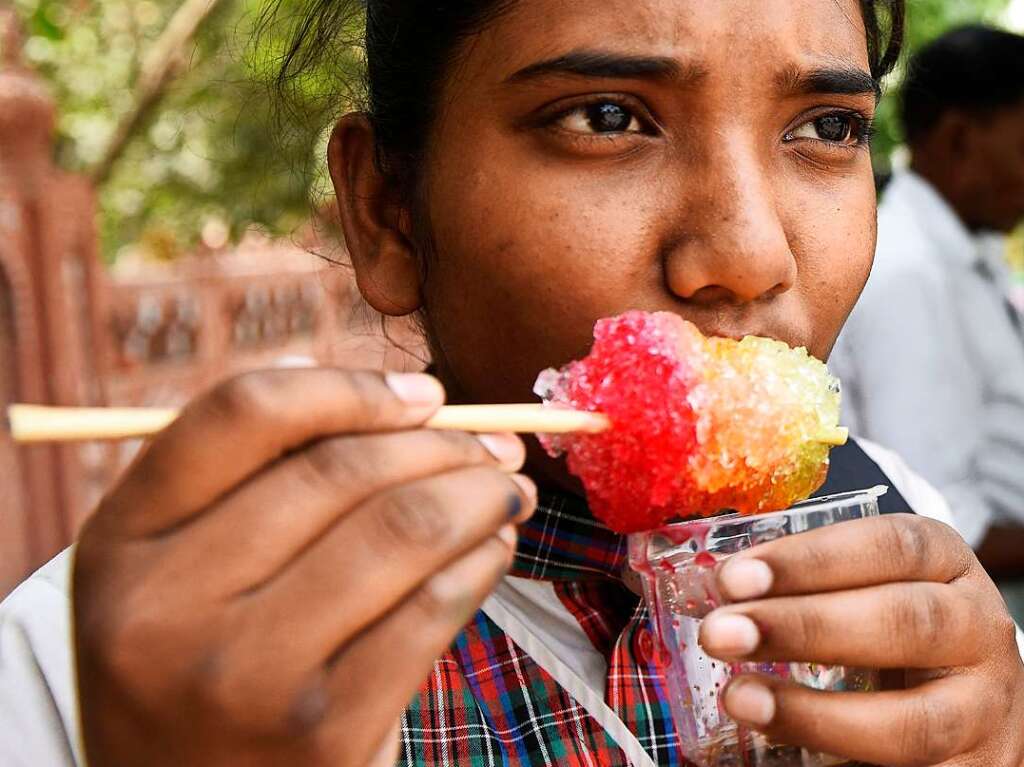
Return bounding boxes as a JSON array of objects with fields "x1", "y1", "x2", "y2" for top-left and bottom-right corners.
[
  {"x1": 475, "y1": 535, "x2": 516, "y2": 581},
  {"x1": 932, "y1": 519, "x2": 973, "y2": 574},
  {"x1": 210, "y1": 372, "x2": 283, "y2": 421},
  {"x1": 376, "y1": 484, "x2": 453, "y2": 552},
  {"x1": 990, "y1": 601, "x2": 1020, "y2": 652},
  {"x1": 794, "y1": 539, "x2": 832, "y2": 581},
  {"x1": 433, "y1": 429, "x2": 491, "y2": 466},
  {"x1": 465, "y1": 466, "x2": 525, "y2": 523},
  {"x1": 997, "y1": 671, "x2": 1017, "y2": 719},
  {"x1": 912, "y1": 587, "x2": 950, "y2": 647},
  {"x1": 193, "y1": 651, "x2": 263, "y2": 731},
  {"x1": 887, "y1": 585, "x2": 948, "y2": 652},
  {"x1": 884, "y1": 516, "x2": 931, "y2": 573},
  {"x1": 296, "y1": 437, "x2": 363, "y2": 495},
  {"x1": 790, "y1": 602, "x2": 827, "y2": 651},
  {"x1": 191, "y1": 641, "x2": 299, "y2": 736},
  {"x1": 416, "y1": 538, "x2": 508, "y2": 618},
  {"x1": 411, "y1": 571, "x2": 455, "y2": 618},
  {"x1": 999, "y1": 609, "x2": 1020, "y2": 645},
  {"x1": 897, "y1": 695, "x2": 961, "y2": 765},
  {"x1": 474, "y1": 463, "x2": 521, "y2": 498},
  {"x1": 72, "y1": 553, "x2": 180, "y2": 701},
  {"x1": 342, "y1": 369, "x2": 390, "y2": 423},
  {"x1": 98, "y1": 599, "x2": 171, "y2": 690}
]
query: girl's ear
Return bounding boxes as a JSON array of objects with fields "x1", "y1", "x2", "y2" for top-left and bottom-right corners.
[{"x1": 328, "y1": 115, "x2": 423, "y2": 316}]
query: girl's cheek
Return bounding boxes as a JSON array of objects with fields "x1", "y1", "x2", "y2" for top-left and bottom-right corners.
[
  {"x1": 763, "y1": 175, "x2": 873, "y2": 355},
  {"x1": 432, "y1": 164, "x2": 656, "y2": 291}
]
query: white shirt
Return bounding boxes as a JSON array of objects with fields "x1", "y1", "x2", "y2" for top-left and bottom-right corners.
[
  {"x1": 2, "y1": 441, "x2": 1020, "y2": 766},
  {"x1": 832, "y1": 170, "x2": 1024, "y2": 547}
]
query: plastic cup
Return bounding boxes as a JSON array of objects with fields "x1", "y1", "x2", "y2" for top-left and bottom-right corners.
[{"x1": 628, "y1": 487, "x2": 887, "y2": 767}]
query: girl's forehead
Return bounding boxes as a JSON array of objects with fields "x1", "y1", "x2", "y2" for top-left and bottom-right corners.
[{"x1": 472, "y1": 0, "x2": 871, "y2": 82}]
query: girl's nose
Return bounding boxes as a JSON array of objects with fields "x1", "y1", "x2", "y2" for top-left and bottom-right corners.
[{"x1": 664, "y1": 147, "x2": 797, "y2": 306}]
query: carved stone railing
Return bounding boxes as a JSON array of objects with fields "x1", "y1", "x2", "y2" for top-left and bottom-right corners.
[{"x1": 91, "y1": 235, "x2": 425, "y2": 508}]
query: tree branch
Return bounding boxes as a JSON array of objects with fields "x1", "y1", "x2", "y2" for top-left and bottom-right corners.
[{"x1": 89, "y1": 0, "x2": 230, "y2": 186}]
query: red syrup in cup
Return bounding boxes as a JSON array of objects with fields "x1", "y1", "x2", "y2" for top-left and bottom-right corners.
[
  {"x1": 694, "y1": 551, "x2": 716, "y2": 568},
  {"x1": 653, "y1": 634, "x2": 673, "y2": 668},
  {"x1": 662, "y1": 527, "x2": 694, "y2": 546}
]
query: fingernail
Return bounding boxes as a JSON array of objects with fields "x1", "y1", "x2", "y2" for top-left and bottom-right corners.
[
  {"x1": 497, "y1": 524, "x2": 518, "y2": 550},
  {"x1": 720, "y1": 558, "x2": 774, "y2": 601},
  {"x1": 385, "y1": 373, "x2": 445, "y2": 411},
  {"x1": 701, "y1": 612, "x2": 760, "y2": 657},
  {"x1": 726, "y1": 679, "x2": 776, "y2": 727},
  {"x1": 510, "y1": 474, "x2": 538, "y2": 520},
  {"x1": 478, "y1": 433, "x2": 526, "y2": 472}
]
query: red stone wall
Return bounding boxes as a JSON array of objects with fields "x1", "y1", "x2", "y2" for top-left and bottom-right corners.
[{"x1": 0, "y1": 13, "x2": 93, "y2": 595}]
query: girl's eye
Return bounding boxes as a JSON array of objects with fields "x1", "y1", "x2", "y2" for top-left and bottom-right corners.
[
  {"x1": 556, "y1": 102, "x2": 646, "y2": 135},
  {"x1": 786, "y1": 113, "x2": 868, "y2": 145}
]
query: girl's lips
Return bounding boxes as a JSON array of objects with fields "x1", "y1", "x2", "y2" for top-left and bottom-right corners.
[
  {"x1": 696, "y1": 324, "x2": 815, "y2": 352},
  {"x1": 678, "y1": 313, "x2": 806, "y2": 347},
  {"x1": 700, "y1": 328, "x2": 763, "y2": 342},
  {"x1": 689, "y1": 326, "x2": 782, "y2": 343},
  {"x1": 654, "y1": 308, "x2": 801, "y2": 347}
]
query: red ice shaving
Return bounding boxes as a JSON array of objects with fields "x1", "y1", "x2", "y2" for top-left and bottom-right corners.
[
  {"x1": 534, "y1": 312, "x2": 703, "y2": 532},
  {"x1": 535, "y1": 311, "x2": 842, "y2": 533}
]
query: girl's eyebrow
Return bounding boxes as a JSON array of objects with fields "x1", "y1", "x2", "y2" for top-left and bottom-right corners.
[
  {"x1": 777, "y1": 65, "x2": 881, "y2": 101},
  {"x1": 505, "y1": 49, "x2": 706, "y2": 84},
  {"x1": 504, "y1": 51, "x2": 878, "y2": 103}
]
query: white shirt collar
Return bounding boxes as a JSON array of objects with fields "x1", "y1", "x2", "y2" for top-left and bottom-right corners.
[{"x1": 886, "y1": 169, "x2": 982, "y2": 269}]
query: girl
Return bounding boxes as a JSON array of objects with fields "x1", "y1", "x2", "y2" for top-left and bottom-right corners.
[{"x1": 2, "y1": 1, "x2": 1023, "y2": 765}]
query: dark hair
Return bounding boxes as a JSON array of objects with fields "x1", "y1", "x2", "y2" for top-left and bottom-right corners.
[
  {"x1": 270, "y1": 0, "x2": 905, "y2": 193},
  {"x1": 902, "y1": 25, "x2": 1024, "y2": 145}
]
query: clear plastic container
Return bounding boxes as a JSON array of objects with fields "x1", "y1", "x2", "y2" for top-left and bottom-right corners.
[{"x1": 628, "y1": 487, "x2": 887, "y2": 767}]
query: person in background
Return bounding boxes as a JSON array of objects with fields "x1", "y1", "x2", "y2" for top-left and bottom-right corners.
[{"x1": 832, "y1": 25, "x2": 1024, "y2": 614}]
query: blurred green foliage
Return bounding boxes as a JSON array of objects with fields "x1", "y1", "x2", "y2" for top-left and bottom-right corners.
[
  {"x1": 9, "y1": 0, "x2": 1018, "y2": 261},
  {"x1": 13, "y1": 0, "x2": 361, "y2": 261}
]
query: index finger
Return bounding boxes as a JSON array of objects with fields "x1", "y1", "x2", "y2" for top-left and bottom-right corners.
[
  {"x1": 717, "y1": 514, "x2": 975, "y2": 601},
  {"x1": 99, "y1": 369, "x2": 445, "y2": 535}
]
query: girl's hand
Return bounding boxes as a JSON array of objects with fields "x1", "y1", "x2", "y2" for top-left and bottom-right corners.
[
  {"x1": 699, "y1": 514, "x2": 1024, "y2": 766},
  {"x1": 73, "y1": 369, "x2": 536, "y2": 767}
]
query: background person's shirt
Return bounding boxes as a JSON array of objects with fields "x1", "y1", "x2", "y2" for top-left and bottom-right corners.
[{"x1": 832, "y1": 170, "x2": 1024, "y2": 548}]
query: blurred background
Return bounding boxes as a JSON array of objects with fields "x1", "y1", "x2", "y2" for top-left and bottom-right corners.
[{"x1": 0, "y1": 0, "x2": 1022, "y2": 596}]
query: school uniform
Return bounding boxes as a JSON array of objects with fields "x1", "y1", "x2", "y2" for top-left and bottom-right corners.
[{"x1": 1, "y1": 439, "x2": 1019, "y2": 767}]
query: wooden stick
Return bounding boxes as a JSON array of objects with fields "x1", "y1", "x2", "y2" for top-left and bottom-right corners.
[
  {"x1": 6, "y1": 404, "x2": 611, "y2": 444},
  {"x1": 5, "y1": 404, "x2": 850, "y2": 447},
  {"x1": 8, "y1": 405, "x2": 180, "y2": 443},
  {"x1": 424, "y1": 404, "x2": 610, "y2": 435}
]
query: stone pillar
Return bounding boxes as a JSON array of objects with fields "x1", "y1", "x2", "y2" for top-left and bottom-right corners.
[{"x1": 0, "y1": 8, "x2": 107, "y2": 593}]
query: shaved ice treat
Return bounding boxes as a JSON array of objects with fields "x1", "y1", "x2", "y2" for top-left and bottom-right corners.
[{"x1": 534, "y1": 311, "x2": 842, "y2": 533}]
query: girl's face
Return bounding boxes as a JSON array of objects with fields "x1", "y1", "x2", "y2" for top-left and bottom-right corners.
[
  {"x1": 336, "y1": 0, "x2": 878, "y2": 426},
  {"x1": 414, "y1": 0, "x2": 878, "y2": 407}
]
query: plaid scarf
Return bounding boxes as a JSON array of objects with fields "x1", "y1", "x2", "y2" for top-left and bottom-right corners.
[{"x1": 400, "y1": 489, "x2": 684, "y2": 766}]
